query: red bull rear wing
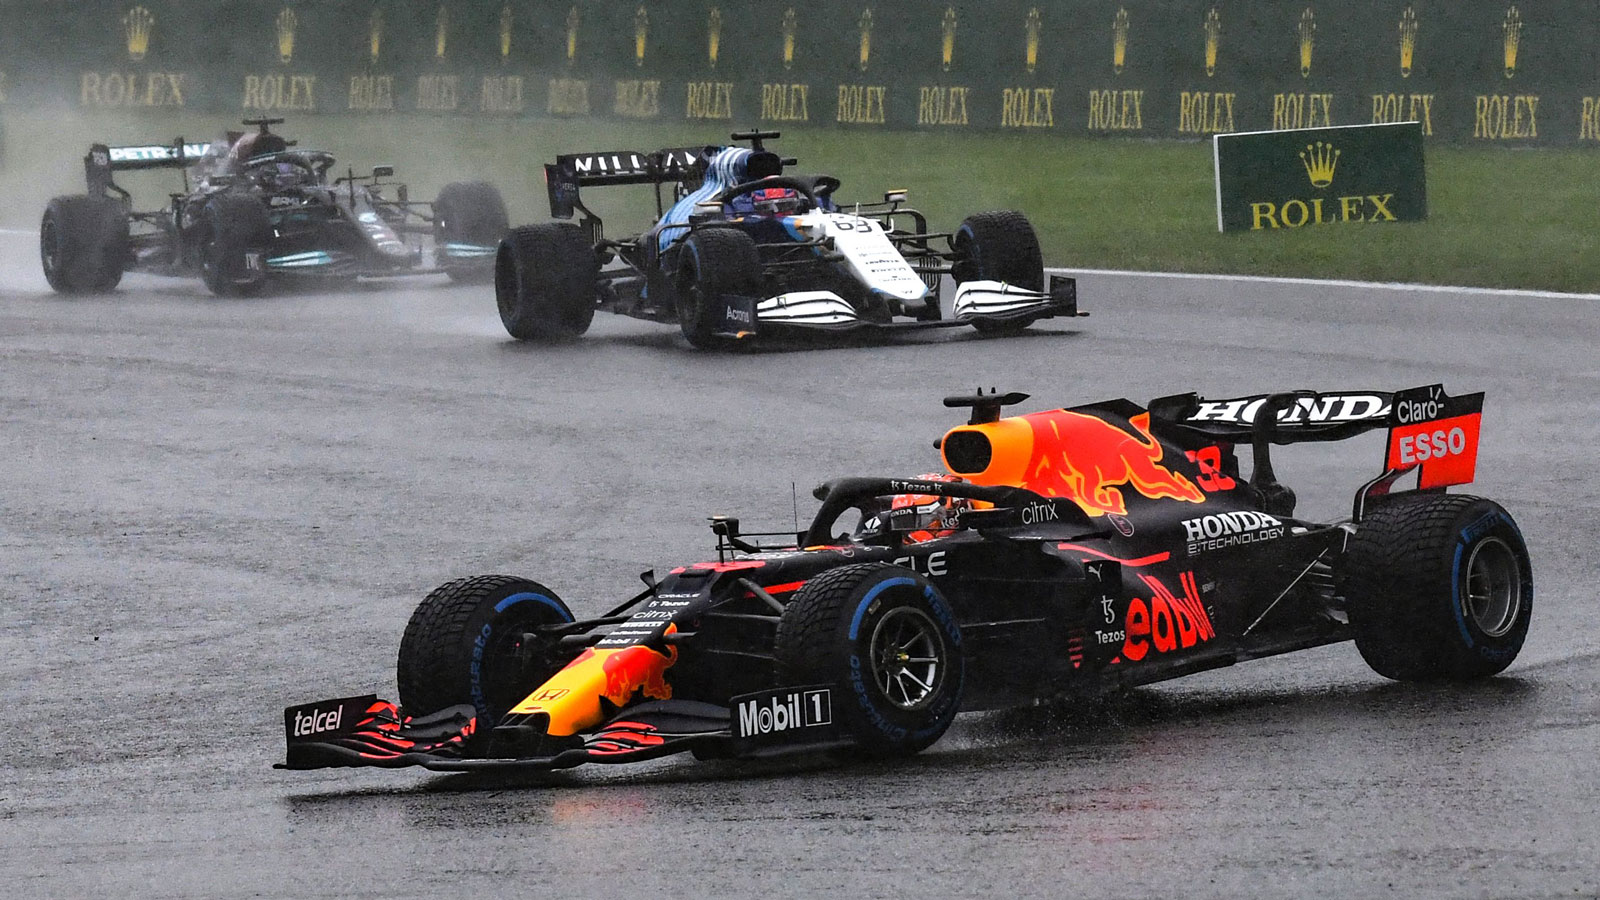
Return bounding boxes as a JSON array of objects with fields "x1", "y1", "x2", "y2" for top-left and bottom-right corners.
[{"x1": 1149, "y1": 383, "x2": 1484, "y2": 488}]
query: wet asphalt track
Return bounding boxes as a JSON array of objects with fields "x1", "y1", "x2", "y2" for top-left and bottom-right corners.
[{"x1": 2, "y1": 232, "x2": 1598, "y2": 898}]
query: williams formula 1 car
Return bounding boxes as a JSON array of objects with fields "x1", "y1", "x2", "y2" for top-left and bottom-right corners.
[
  {"x1": 494, "y1": 130, "x2": 1082, "y2": 348},
  {"x1": 41, "y1": 118, "x2": 507, "y2": 297},
  {"x1": 280, "y1": 383, "x2": 1531, "y2": 774}
]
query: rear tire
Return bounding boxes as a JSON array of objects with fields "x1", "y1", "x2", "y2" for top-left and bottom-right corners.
[
  {"x1": 434, "y1": 181, "x2": 508, "y2": 283},
  {"x1": 495, "y1": 223, "x2": 597, "y2": 340},
  {"x1": 1341, "y1": 494, "x2": 1533, "y2": 681},
  {"x1": 775, "y1": 563, "x2": 964, "y2": 757},
  {"x1": 197, "y1": 194, "x2": 272, "y2": 297},
  {"x1": 951, "y1": 210, "x2": 1044, "y2": 336},
  {"x1": 676, "y1": 227, "x2": 762, "y2": 350},
  {"x1": 40, "y1": 195, "x2": 128, "y2": 294},
  {"x1": 397, "y1": 575, "x2": 576, "y2": 725}
]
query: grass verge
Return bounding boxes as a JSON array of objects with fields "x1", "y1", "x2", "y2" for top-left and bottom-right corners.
[{"x1": 4, "y1": 108, "x2": 1596, "y2": 292}]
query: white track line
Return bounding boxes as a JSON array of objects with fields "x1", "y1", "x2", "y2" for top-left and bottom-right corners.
[
  {"x1": 0, "y1": 228, "x2": 37, "y2": 236},
  {"x1": 1047, "y1": 266, "x2": 1600, "y2": 302}
]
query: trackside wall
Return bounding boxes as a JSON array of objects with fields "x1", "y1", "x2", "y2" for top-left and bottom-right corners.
[{"x1": 0, "y1": 1, "x2": 1596, "y2": 145}]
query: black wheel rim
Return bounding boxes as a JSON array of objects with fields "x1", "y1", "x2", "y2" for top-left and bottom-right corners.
[
  {"x1": 1462, "y1": 536, "x2": 1522, "y2": 638},
  {"x1": 870, "y1": 606, "x2": 944, "y2": 711}
]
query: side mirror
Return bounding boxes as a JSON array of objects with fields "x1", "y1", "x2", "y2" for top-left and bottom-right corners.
[
  {"x1": 883, "y1": 189, "x2": 908, "y2": 204},
  {"x1": 372, "y1": 165, "x2": 395, "y2": 179}
]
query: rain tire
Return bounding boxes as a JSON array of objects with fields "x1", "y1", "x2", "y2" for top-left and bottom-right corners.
[
  {"x1": 40, "y1": 195, "x2": 128, "y2": 294},
  {"x1": 397, "y1": 575, "x2": 576, "y2": 725},
  {"x1": 434, "y1": 181, "x2": 508, "y2": 283},
  {"x1": 495, "y1": 222, "x2": 597, "y2": 340},
  {"x1": 1342, "y1": 494, "x2": 1533, "y2": 681},
  {"x1": 197, "y1": 194, "x2": 272, "y2": 297},
  {"x1": 775, "y1": 563, "x2": 964, "y2": 757},
  {"x1": 951, "y1": 210, "x2": 1044, "y2": 335},
  {"x1": 676, "y1": 227, "x2": 762, "y2": 350}
]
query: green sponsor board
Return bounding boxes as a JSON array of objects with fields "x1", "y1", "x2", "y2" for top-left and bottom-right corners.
[
  {"x1": 2, "y1": 1, "x2": 1600, "y2": 145},
  {"x1": 1213, "y1": 122, "x2": 1426, "y2": 233}
]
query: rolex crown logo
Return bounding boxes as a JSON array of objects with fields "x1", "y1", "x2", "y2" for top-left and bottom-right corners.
[
  {"x1": 634, "y1": 5, "x2": 648, "y2": 67},
  {"x1": 500, "y1": 5, "x2": 513, "y2": 61},
  {"x1": 1112, "y1": 8, "x2": 1129, "y2": 75},
  {"x1": 435, "y1": 5, "x2": 448, "y2": 60},
  {"x1": 708, "y1": 8, "x2": 721, "y2": 69},
  {"x1": 941, "y1": 7, "x2": 957, "y2": 72},
  {"x1": 1399, "y1": 6, "x2": 1418, "y2": 78},
  {"x1": 1203, "y1": 7, "x2": 1221, "y2": 77},
  {"x1": 1298, "y1": 8, "x2": 1315, "y2": 78},
  {"x1": 782, "y1": 8, "x2": 797, "y2": 70},
  {"x1": 368, "y1": 7, "x2": 383, "y2": 64},
  {"x1": 1300, "y1": 141, "x2": 1339, "y2": 188},
  {"x1": 276, "y1": 7, "x2": 297, "y2": 65},
  {"x1": 1502, "y1": 5, "x2": 1521, "y2": 78},
  {"x1": 566, "y1": 6, "x2": 579, "y2": 65},
  {"x1": 124, "y1": 6, "x2": 154, "y2": 62},
  {"x1": 858, "y1": 8, "x2": 873, "y2": 72},
  {"x1": 1025, "y1": 8, "x2": 1041, "y2": 75}
]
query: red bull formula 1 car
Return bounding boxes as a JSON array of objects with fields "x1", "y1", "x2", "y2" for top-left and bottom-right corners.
[
  {"x1": 41, "y1": 119, "x2": 506, "y2": 297},
  {"x1": 494, "y1": 130, "x2": 1082, "y2": 348},
  {"x1": 280, "y1": 384, "x2": 1531, "y2": 774}
]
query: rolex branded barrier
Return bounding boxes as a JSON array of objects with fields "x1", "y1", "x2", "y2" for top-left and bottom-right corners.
[{"x1": 0, "y1": 0, "x2": 1596, "y2": 145}]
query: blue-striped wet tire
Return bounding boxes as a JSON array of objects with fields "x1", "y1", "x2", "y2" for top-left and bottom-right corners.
[
  {"x1": 397, "y1": 575, "x2": 575, "y2": 723},
  {"x1": 1342, "y1": 494, "x2": 1533, "y2": 681},
  {"x1": 676, "y1": 227, "x2": 761, "y2": 350},
  {"x1": 775, "y1": 563, "x2": 964, "y2": 756}
]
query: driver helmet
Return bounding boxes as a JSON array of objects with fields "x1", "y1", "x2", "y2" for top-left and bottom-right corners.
[
  {"x1": 229, "y1": 130, "x2": 288, "y2": 165},
  {"x1": 268, "y1": 162, "x2": 307, "y2": 189},
  {"x1": 748, "y1": 186, "x2": 803, "y2": 215},
  {"x1": 857, "y1": 473, "x2": 973, "y2": 544}
]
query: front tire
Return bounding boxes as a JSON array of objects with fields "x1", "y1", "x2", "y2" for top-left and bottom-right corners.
[
  {"x1": 951, "y1": 210, "x2": 1044, "y2": 336},
  {"x1": 40, "y1": 195, "x2": 128, "y2": 294},
  {"x1": 434, "y1": 181, "x2": 508, "y2": 283},
  {"x1": 197, "y1": 194, "x2": 272, "y2": 297},
  {"x1": 676, "y1": 228, "x2": 762, "y2": 350},
  {"x1": 1342, "y1": 494, "x2": 1533, "y2": 681},
  {"x1": 775, "y1": 563, "x2": 964, "y2": 757},
  {"x1": 397, "y1": 575, "x2": 576, "y2": 725},
  {"x1": 495, "y1": 223, "x2": 597, "y2": 340}
]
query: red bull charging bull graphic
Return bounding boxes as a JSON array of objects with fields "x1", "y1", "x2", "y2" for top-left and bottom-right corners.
[{"x1": 942, "y1": 407, "x2": 1206, "y2": 516}]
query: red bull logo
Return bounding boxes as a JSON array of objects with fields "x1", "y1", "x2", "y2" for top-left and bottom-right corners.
[
  {"x1": 600, "y1": 645, "x2": 676, "y2": 706},
  {"x1": 1022, "y1": 411, "x2": 1205, "y2": 516}
]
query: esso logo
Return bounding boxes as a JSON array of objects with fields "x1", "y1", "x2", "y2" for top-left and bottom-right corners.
[{"x1": 1396, "y1": 427, "x2": 1467, "y2": 464}]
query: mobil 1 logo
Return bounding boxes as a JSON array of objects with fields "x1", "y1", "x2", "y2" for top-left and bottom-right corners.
[{"x1": 729, "y1": 685, "x2": 840, "y2": 754}]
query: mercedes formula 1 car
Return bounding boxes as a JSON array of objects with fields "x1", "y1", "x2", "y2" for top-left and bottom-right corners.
[
  {"x1": 494, "y1": 130, "x2": 1082, "y2": 348},
  {"x1": 41, "y1": 118, "x2": 506, "y2": 297},
  {"x1": 280, "y1": 383, "x2": 1531, "y2": 774}
]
